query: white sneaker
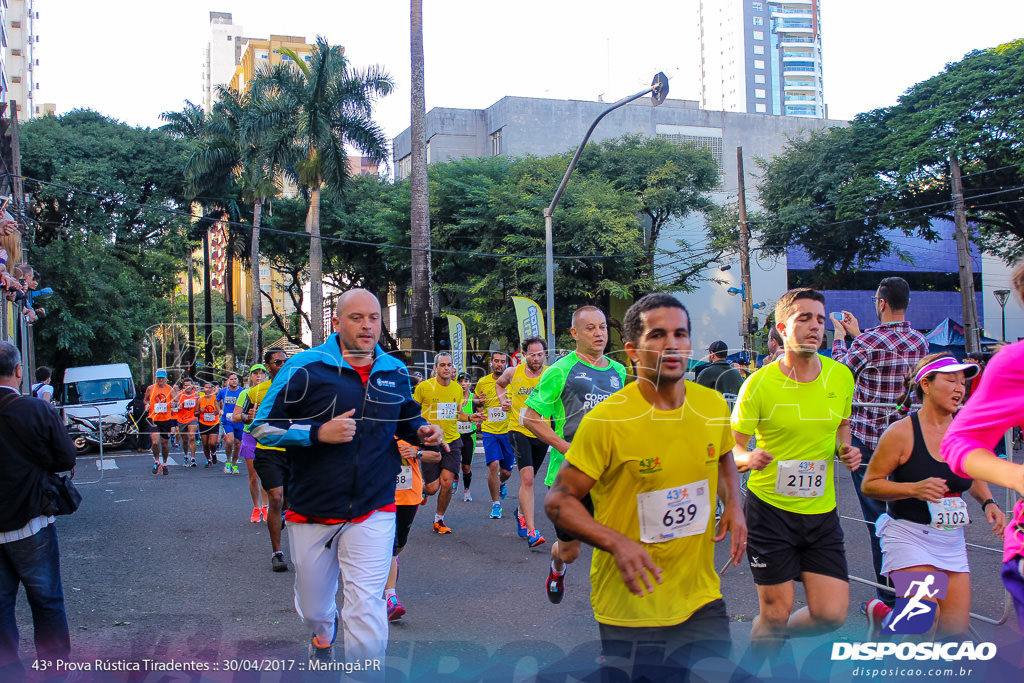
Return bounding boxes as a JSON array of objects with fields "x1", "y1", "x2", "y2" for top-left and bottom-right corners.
[{"x1": 463, "y1": 490, "x2": 473, "y2": 502}]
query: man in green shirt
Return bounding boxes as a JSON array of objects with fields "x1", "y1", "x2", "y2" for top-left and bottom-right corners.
[{"x1": 524, "y1": 306, "x2": 626, "y2": 604}]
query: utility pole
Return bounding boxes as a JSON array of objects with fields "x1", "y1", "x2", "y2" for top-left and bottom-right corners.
[
  {"x1": 736, "y1": 147, "x2": 754, "y2": 364},
  {"x1": 950, "y1": 155, "x2": 979, "y2": 354}
]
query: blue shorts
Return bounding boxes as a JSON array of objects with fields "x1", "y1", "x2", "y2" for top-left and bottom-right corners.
[
  {"x1": 222, "y1": 420, "x2": 244, "y2": 440},
  {"x1": 482, "y1": 432, "x2": 515, "y2": 471}
]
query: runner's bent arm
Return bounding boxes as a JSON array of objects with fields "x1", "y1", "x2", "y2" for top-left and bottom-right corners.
[
  {"x1": 524, "y1": 406, "x2": 571, "y2": 455},
  {"x1": 715, "y1": 450, "x2": 747, "y2": 567},
  {"x1": 731, "y1": 430, "x2": 772, "y2": 473},
  {"x1": 861, "y1": 420, "x2": 946, "y2": 502},
  {"x1": 544, "y1": 461, "x2": 662, "y2": 596},
  {"x1": 494, "y1": 367, "x2": 514, "y2": 410},
  {"x1": 967, "y1": 479, "x2": 1007, "y2": 535},
  {"x1": 836, "y1": 419, "x2": 862, "y2": 471}
]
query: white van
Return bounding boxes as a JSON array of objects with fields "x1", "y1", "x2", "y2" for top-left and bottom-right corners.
[{"x1": 61, "y1": 363, "x2": 136, "y2": 423}]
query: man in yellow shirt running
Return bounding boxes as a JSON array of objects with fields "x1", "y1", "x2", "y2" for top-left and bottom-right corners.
[
  {"x1": 545, "y1": 293, "x2": 746, "y2": 676},
  {"x1": 473, "y1": 351, "x2": 514, "y2": 521}
]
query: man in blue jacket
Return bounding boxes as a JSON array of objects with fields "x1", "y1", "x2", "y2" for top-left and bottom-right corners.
[{"x1": 252, "y1": 289, "x2": 444, "y2": 666}]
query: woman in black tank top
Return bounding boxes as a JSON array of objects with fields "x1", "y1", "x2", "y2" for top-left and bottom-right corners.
[{"x1": 862, "y1": 353, "x2": 1005, "y2": 638}]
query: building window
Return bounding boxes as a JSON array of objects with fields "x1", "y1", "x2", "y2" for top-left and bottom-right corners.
[
  {"x1": 754, "y1": 45, "x2": 765, "y2": 55},
  {"x1": 11, "y1": 49, "x2": 19, "y2": 56},
  {"x1": 753, "y1": 16, "x2": 763, "y2": 26},
  {"x1": 755, "y1": 88, "x2": 766, "y2": 98},
  {"x1": 754, "y1": 59, "x2": 765, "y2": 70},
  {"x1": 11, "y1": 21, "x2": 19, "y2": 28},
  {"x1": 753, "y1": 30, "x2": 764, "y2": 40},
  {"x1": 227, "y1": 35, "x2": 232, "y2": 41},
  {"x1": 755, "y1": 103, "x2": 767, "y2": 113},
  {"x1": 752, "y1": 2, "x2": 762, "y2": 9},
  {"x1": 281, "y1": 54, "x2": 293, "y2": 62},
  {"x1": 755, "y1": 74, "x2": 766, "y2": 84},
  {"x1": 490, "y1": 128, "x2": 503, "y2": 156}
]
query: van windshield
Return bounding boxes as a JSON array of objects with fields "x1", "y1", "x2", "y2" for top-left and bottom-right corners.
[{"x1": 64, "y1": 378, "x2": 135, "y2": 405}]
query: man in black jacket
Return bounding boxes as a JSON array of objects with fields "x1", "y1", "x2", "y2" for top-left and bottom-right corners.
[
  {"x1": 253, "y1": 290, "x2": 444, "y2": 666},
  {"x1": 696, "y1": 340, "x2": 744, "y2": 396},
  {"x1": 0, "y1": 341, "x2": 77, "y2": 678}
]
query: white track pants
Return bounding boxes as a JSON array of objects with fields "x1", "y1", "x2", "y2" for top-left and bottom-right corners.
[{"x1": 288, "y1": 511, "x2": 396, "y2": 662}]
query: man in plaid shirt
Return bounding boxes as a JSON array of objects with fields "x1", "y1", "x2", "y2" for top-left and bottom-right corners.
[{"x1": 831, "y1": 277, "x2": 927, "y2": 608}]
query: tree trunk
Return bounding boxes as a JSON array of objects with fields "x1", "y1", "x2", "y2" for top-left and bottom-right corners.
[
  {"x1": 410, "y1": 0, "x2": 433, "y2": 363},
  {"x1": 224, "y1": 221, "x2": 235, "y2": 372},
  {"x1": 251, "y1": 198, "x2": 263, "y2": 363},
  {"x1": 203, "y1": 228, "x2": 213, "y2": 380},
  {"x1": 186, "y1": 250, "x2": 194, "y2": 378},
  {"x1": 306, "y1": 185, "x2": 324, "y2": 347}
]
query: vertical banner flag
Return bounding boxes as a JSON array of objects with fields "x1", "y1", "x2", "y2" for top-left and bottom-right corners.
[
  {"x1": 511, "y1": 296, "x2": 546, "y2": 352},
  {"x1": 446, "y1": 314, "x2": 467, "y2": 376}
]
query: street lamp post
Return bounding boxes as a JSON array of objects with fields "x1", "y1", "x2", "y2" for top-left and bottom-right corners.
[
  {"x1": 542, "y1": 73, "x2": 669, "y2": 361},
  {"x1": 994, "y1": 289, "x2": 1011, "y2": 342}
]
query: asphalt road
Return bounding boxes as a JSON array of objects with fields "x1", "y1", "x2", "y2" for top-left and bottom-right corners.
[{"x1": 9, "y1": 443, "x2": 1024, "y2": 682}]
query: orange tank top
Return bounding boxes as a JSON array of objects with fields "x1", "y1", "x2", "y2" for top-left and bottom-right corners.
[
  {"x1": 394, "y1": 439, "x2": 424, "y2": 506},
  {"x1": 177, "y1": 391, "x2": 199, "y2": 423},
  {"x1": 198, "y1": 395, "x2": 219, "y2": 426},
  {"x1": 149, "y1": 385, "x2": 174, "y2": 420}
]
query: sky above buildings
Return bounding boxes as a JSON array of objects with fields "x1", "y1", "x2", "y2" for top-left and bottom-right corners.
[{"x1": 42, "y1": 0, "x2": 1024, "y2": 149}]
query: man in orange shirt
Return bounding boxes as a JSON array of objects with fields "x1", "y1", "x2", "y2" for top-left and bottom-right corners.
[
  {"x1": 175, "y1": 377, "x2": 200, "y2": 467},
  {"x1": 144, "y1": 369, "x2": 177, "y2": 475},
  {"x1": 198, "y1": 380, "x2": 221, "y2": 467}
]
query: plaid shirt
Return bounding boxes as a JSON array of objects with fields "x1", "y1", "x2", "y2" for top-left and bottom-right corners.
[{"x1": 831, "y1": 321, "x2": 928, "y2": 451}]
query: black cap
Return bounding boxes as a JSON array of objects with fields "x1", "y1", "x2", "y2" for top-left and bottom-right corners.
[{"x1": 708, "y1": 340, "x2": 729, "y2": 356}]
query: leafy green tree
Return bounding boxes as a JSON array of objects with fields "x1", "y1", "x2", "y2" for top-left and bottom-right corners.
[
  {"x1": 576, "y1": 134, "x2": 719, "y2": 285},
  {"x1": 248, "y1": 36, "x2": 394, "y2": 346},
  {"x1": 20, "y1": 110, "x2": 189, "y2": 378}
]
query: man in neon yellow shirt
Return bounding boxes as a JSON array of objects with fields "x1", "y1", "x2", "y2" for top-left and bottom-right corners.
[
  {"x1": 731, "y1": 287, "x2": 860, "y2": 653},
  {"x1": 473, "y1": 351, "x2": 514, "y2": 520},
  {"x1": 545, "y1": 293, "x2": 746, "y2": 673}
]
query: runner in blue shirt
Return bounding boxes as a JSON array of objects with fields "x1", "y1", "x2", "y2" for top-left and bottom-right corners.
[{"x1": 217, "y1": 372, "x2": 244, "y2": 474}]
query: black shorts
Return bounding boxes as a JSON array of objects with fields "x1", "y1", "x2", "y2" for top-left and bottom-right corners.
[
  {"x1": 151, "y1": 419, "x2": 174, "y2": 437},
  {"x1": 460, "y1": 433, "x2": 475, "y2": 467},
  {"x1": 394, "y1": 504, "x2": 418, "y2": 555},
  {"x1": 510, "y1": 431, "x2": 549, "y2": 472},
  {"x1": 421, "y1": 437, "x2": 463, "y2": 483},
  {"x1": 598, "y1": 597, "x2": 730, "y2": 662},
  {"x1": 253, "y1": 446, "x2": 290, "y2": 492},
  {"x1": 744, "y1": 491, "x2": 849, "y2": 585},
  {"x1": 554, "y1": 493, "x2": 595, "y2": 543},
  {"x1": 199, "y1": 422, "x2": 219, "y2": 436}
]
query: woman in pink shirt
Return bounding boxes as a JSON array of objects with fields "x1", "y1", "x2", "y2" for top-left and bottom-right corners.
[{"x1": 941, "y1": 260, "x2": 1024, "y2": 632}]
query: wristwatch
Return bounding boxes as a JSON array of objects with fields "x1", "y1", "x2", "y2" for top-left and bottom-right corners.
[{"x1": 981, "y1": 499, "x2": 998, "y2": 511}]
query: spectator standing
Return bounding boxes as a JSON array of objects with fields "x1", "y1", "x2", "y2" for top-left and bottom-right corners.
[
  {"x1": 831, "y1": 277, "x2": 928, "y2": 608},
  {"x1": 31, "y1": 367, "x2": 53, "y2": 403},
  {"x1": 695, "y1": 341, "x2": 744, "y2": 396}
]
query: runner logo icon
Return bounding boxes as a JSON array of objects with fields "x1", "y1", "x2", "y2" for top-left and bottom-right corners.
[{"x1": 886, "y1": 571, "x2": 949, "y2": 634}]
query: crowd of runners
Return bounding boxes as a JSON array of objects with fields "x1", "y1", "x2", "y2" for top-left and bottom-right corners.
[{"x1": 130, "y1": 270, "x2": 1024, "y2": 674}]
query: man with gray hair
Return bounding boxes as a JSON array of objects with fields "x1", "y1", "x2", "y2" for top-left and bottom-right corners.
[{"x1": 0, "y1": 341, "x2": 77, "y2": 678}]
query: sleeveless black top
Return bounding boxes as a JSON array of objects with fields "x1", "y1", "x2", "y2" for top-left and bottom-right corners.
[{"x1": 888, "y1": 413, "x2": 973, "y2": 525}]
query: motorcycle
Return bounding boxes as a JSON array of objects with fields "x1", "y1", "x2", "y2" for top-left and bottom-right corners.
[{"x1": 66, "y1": 412, "x2": 138, "y2": 454}]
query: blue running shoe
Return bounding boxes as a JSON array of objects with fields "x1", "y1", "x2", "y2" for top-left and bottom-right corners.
[
  {"x1": 515, "y1": 506, "x2": 528, "y2": 538},
  {"x1": 489, "y1": 502, "x2": 502, "y2": 519},
  {"x1": 500, "y1": 482, "x2": 508, "y2": 499}
]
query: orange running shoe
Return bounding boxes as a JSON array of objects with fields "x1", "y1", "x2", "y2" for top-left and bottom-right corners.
[
  {"x1": 250, "y1": 507, "x2": 261, "y2": 523},
  {"x1": 261, "y1": 505, "x2": 269, "y2": 522}
]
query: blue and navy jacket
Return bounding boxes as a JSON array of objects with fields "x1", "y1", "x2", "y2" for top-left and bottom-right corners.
[{"x1": 251, "y1": 335, "x2": 428, "y2": 520}]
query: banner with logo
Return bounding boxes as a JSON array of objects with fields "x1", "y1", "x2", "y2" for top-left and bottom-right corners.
[
  {"x1": 511, "y1": 296, "x2": 545, "y2": 351},
  {"x1": 446, "y1": 314, "x2": 467, "y2": 376}
]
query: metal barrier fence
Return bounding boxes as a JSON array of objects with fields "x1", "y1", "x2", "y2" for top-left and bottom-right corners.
[{"x1": 715, "y1": 399, "x2": 1018, "y2": 635}]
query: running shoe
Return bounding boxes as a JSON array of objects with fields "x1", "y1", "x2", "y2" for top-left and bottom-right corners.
[
  {"x1": 515, "y1": 506, "x2": 528, "y2": 538},
  {"x1": 161, "y1": 463, "x2": 169, "y2": 476},
  {"x1": 489, "y1": 502, "x2": 502, "y2": 519},
  {"x1": 204, "y1": 460, "x2": 212, "y2": 468},
  {"x1": 452, "y1": 480, "x2": 458, "y2": 495},
  {"x1": 527, "y1": 529, "x2": 546, "y2": 548},
  {"x1": 866, "y1": 598, "x2": 892, "y2": 640},
  {"x1": 152, "y1": 461, "x2": 160, "y2": 474},
  {"x1": 250, "y1": 507, "x2": 261, "y2": 523},
  {"x1": 463, "y1": 489, "x2": 473, "y2": 502},
  {"x1": 271, "y1": 551, "x2": 288, "y2": 573},
  {"x1": 223, "y1": 463, "x2": 232, "y2": 474},
  {"x1": 500, "y1": 482, "x2": 508, "y2": 499},
  {"x1": 261, "y1": 505, "x2": 269, "y2": 522},
  {"x1": 432, "y1": 520, "x2": 452, "y2": 534},
  {"x1": 386, "y1": 595, "x2": 406, "y2": 621},
  {"x1": 307, "y1": 614, "x2": 338, "y2": 662},
  {"x1": 212, "y1": 455, "x2": 218, "y2": 465},
  {"x1": 546, "y1": 567, "x2": 565, "y2": 604},
  {"x1": 232, "y1": 464, "x2": 239, "y2": 474},
  {"x1": 189, "y1": 458, "x2": 197, "y2": 468}
]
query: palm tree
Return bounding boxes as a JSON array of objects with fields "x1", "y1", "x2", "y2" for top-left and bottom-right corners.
[
  {"x1": 248, "y1": 36, "x2": 394, "y2": 346},
  {"x1": 410, "y1": 0, "x2": 433, "y2": 363}
]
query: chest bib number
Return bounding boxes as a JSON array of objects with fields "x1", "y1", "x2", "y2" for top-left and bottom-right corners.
[
  {"x1": 435, "y1": 403, "x2": 457, "y2": 421},
  {"x1": 155, "y1": 402, "x2": 168, "y2": 414},
  {"x1": 203, "y1": 412, "x2": 217, "y2": 422},
  {"x1": 487, "y1": 407, "x2": 506, "y2": 422},
  {"x1": 928, "y1": 497, "x2": 969, "y2": 530},
  {"x1": 775, "y1": 460, "x2": 827, "y2": 498},
  {"x1": 636, "y1": 479, "x2": 711, "y2": 544},
  {"x1": 396, "y1": 466, "x2": 413, "y2": 491},
  {"x1": 183, "y1": 398, "x2": 196, "y2": 409},
  {"x1": 457, "y1": 420, "x2": 474, "y2": 434}
]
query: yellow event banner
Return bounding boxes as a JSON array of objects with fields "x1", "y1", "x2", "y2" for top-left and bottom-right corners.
[
  {"x1": 445, "y1": 314, "x2": 467, "y2": 376},
  {"x1": 511, "y1": 296, "x2": 545, "y2": 351}
]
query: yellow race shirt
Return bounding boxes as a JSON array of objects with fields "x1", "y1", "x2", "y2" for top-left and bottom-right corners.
[
  {"x1": 413, "y1": 377, "x2": 464, "y2": 443},
  {"x1": 730, "y1": 356, "x2": 854, "y2": 514},
  {"x1": 474, "y1": 374, "x2": 508, "y2": 435},
  {"x1": 567, "y1": 381, "x2": 734, "y2": 628},
  {"x1": 508, "y1": 364, "x2": 544, "y2": 437}
]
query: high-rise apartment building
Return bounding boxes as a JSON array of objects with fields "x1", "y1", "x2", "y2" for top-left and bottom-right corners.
[
  {"x1": 204, "y1": 12, "x2": 244, "y2": 113},
  {"x1": 700, "y1": 0, "x2": 824, "y2": 118},
  {"x1": 5, "y1": 0, "x2": 39, "y2": 119}
]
